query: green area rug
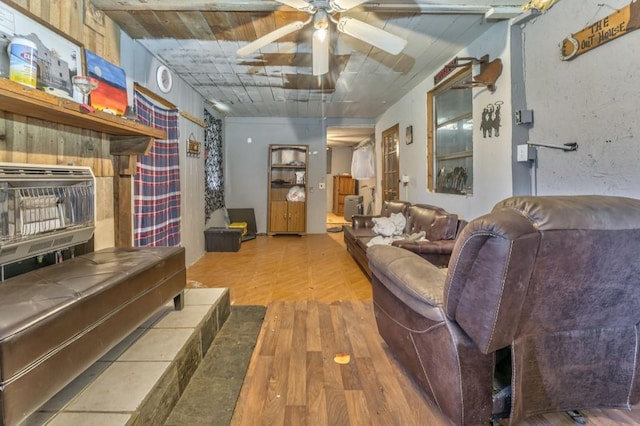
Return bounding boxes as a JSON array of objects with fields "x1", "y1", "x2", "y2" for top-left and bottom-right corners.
[{"x1": 164, "y1": 305, "x2": 266, "y2": 426}]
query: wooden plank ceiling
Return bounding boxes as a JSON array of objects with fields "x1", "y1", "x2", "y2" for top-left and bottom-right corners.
[{"x1": 92, "y1": 1, "x2": 526, "y2": 119}]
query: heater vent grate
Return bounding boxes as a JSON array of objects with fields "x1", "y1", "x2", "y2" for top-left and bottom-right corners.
[{"x1": 0, "y1": 162, "x2": 96, "y2": 268}]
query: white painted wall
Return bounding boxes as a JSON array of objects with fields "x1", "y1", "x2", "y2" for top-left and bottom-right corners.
[
  {"x1": 224, "y1": 117, "x2": 327, "y2": 234},
  {"x1": 375, "y1": 21, "x2": 513, "y2": 220},
  {"x1": 120, "y1": 33, "x2": 207, "y2": 266},
  {"x1": 521, "y1": 0, "x2": 640, "y2": 198}
]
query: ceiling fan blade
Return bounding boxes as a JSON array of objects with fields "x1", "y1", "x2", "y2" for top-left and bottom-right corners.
[
  {"x1": 337, "y1": 17, "x2": 407, "y2": 55},
  {"x1": 329, "y1": 0, "x2": 369, "y2": 12},
  {"x1": 237, "y1": 21, "x2": 305, "y2": 56},
  {"x1": 312, "y1": 29, "x2": 329, "y2": 76},
  {"x1": 276, "y1": 0, "x2": 315, "y2": 12}
]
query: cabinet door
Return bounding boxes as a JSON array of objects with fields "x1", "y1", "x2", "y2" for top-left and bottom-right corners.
[
  {"x1": 338, "y1": 176, "x2": 355, "y2": 194},
  {"x1": 270, "y1": 201, "x2": 289, "y2": 233},
  {"x1": 333, "y1": 176, "x2": 340, "y2": 215},
  {"x1": 288, "y1": 202, "x2": 306, "y2": 232}
]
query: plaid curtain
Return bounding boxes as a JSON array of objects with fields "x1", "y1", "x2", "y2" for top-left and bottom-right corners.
[
  {"x1": 133, "y1": 91, "x2": 181, "y2": 247},
  {"x1": 204, "y1": 110, "x2": 224, "y2": 222}
]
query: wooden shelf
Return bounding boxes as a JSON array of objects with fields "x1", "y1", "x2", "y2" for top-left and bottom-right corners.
[
  {"x1": 271, "y1": 164, "x2": 306, "y2": 169},
  {"x1": 0, "y1": 78, "x2": 166, "y2": 154}
]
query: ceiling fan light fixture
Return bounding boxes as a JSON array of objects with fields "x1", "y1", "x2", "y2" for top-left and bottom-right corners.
[
  {"x1": 312, "y1": 29, "x2": 329, "y2": 75},
  {"x1": 276, "y1": 0, "x2": 316, "y2": 13},
  {"x1": 337, "y1": 17, "x2": 407, "y2": 55},
  {"x1": 329, "y1": 0, "x2": 369, "y2": 13},
  {"x1": 314, "y1": 8, "x2": 329, "y2": 30},
  {"x1": 237, "y1": 21, "x2": 305, "y2": 56}
]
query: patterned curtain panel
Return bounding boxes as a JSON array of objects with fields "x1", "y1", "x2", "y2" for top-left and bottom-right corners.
[
  {"x1": 133, "y1": 91, "x2": 181, "y2": 247},
  {"x1": 204, "y1": 110, "x2": 224, "y2": 222}
]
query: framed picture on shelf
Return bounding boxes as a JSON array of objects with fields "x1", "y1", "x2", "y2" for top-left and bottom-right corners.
[
  {"x1": 406, "y1": 125, "x2": 413, "y2": 145},
  {"x1": 0, "y1": 0, "x2": 83, "y2": 100},
  {"x1": 85, "y1": 49, "x2": 128, "y2": 115}
]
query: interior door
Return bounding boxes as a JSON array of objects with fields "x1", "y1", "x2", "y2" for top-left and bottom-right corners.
[{"x1": 382, "y1": 124, "x2": 400, "y2": 201}]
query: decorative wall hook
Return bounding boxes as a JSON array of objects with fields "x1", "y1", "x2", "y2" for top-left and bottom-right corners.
[
  {"x1": 453, "y1": 56, "x2": 487, "y2": 67},
  {"x1": 452, "y1": 54, "x2": 503, "y2": 92},
  {"x1": 528, "y1": 141, "x2": 578, "y2": 152},
  {"x1": 187, "y1": 133, "x2": 202, "y2": 157}
]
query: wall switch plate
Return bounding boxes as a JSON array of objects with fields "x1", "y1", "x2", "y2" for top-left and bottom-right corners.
[
  {"x1": 517, "y1": 144, "x2": 536, "y2": 162},
  {"x1": 318, "y1": 182, "x2": 325, "y2": 189}
]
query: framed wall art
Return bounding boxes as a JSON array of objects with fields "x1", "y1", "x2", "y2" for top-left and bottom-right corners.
[
  {"x1": 405, "y1": 125, "x2": 413, "y2": 145},
  {"x1": 85, "y1": 49, "x2": 128, "y2": 115},
  {"x1": 0, "y1": 0, "x2": 83, "y2": 100}
]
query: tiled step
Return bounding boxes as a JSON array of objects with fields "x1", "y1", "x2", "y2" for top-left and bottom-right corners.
[{"x1": 23, "y1": 288, "x2": 231, "y2": 426}]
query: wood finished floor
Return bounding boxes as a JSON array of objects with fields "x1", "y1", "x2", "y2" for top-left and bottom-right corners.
[
  {"x1": 187, "y1": 233, "x2": 371, "y2": 305},
  {"x1": 187, "y1": 232, "x2": 640, "y2": 426}
]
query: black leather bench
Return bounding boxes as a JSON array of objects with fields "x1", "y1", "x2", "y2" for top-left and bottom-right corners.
[{"x1": 0, "y1": 246, "x2": 186, "y2": 426}]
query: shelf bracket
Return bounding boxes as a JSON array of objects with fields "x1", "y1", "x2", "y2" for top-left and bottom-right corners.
[{"x1": 110, "y1": 136, "x2": 154, "y2": 155}]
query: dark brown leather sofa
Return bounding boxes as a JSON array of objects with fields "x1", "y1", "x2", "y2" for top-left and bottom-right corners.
[
  {"x1": 0, "y1": 246, "x2": 186, "y2": 426},
  {"x1": 367, "y1": 195, "x2": 640, "y2": 425},
  {"x1": 343, "y1": 200, "x2": 465, "y2": 277}
]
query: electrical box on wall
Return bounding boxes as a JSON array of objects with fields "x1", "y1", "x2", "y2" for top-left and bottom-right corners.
[
  {"x1": 517, "y1": 144, "x2": 537, "y2": 162},
  {"x1": 515, "y1": 109, "x2": 534, "y2": 125}
]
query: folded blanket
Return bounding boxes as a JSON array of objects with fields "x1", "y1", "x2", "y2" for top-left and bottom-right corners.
[
  {"x1": 372, "y1": 212, "x2": 406, "y2": 237},
  {"x1": 367, "y1": 235, "x2": 403, "y2": 247},
  {"x1": 367, "y1": 230, "x2": 427, "y2": 247}
]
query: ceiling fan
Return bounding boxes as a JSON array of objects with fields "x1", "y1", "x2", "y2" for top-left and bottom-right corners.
[{"x1": 236, "y1": 0, "x2": 407, "y2": 76}]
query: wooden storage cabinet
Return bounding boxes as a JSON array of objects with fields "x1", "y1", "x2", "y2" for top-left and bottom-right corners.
[
  {"x1": 332, "y1": 174, "x2": 355, "y2": 216},
  {"x1": 268, "y1": 145, "x2": 308, "y2": 235},
  {"x1": 269, "y1": 201, "x2": 306, "y2": 233}
]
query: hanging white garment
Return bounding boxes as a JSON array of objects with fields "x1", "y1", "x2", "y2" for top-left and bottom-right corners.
[{"x1": 351, "y1": 146, "x2": 375, "y2": 180}]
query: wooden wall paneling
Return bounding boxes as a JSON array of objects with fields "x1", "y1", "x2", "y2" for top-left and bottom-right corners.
[
  {"x1": 55, "y1": 124, "x2": 80, "y2": 167},
  {"x1": 4, "y1": 114, "x2": 28, "y2": 164},
  {"x1": 59, "y1": 124, "x2": 82, "y2": 165},
  {"x1": 28, "y1": 0, "x2": 48, "y2": 20},
  {"x1": 67, "y1": 0, "x2": 84, "y2": 42},
  {"x1": 77, "y1": 128, "x2": 102, "y2": 173},
  {"x1": 100, "y1": 134, "x2": 115, "y2": 177},
  {"x1": 84, "y1": 1, "x2": 107, "y2": 36},
  {"x1": 103, "y1": 18, "x2": 120, "y2": 64},
  {"x1": 10, "y1": 0, "x2": 27, "y2": 8},
  {"x1": 48, "y1": 0, "x2": 62, "y2": 29},
  {"x1": 83, "y1": 26, "x2": 105, "y2": 57},
  {"x1": 26, "y1": 118, "x2": 59, "y2": 165}
]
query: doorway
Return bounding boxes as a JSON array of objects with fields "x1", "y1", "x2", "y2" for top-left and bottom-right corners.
[{"x1": 326, "y1": 126, "x2": 375, "y2": 232}]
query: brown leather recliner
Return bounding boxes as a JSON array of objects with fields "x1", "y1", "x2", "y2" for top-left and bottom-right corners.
[{"x1": 368, "y1": 195, "x2": 640, "y2": 425}]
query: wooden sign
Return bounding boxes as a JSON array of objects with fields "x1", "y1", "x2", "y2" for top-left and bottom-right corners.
[
  {"x1": 434, "y1": 57, "x2": 459, "y2": 85},
  {"x1": 561, "y1": 0, "x2": 640, "y2": 60}
]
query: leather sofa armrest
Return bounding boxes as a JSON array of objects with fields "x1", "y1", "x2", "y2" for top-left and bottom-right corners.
[
  {"x1": 352, "y1": 215, "x2": 378, "y2": 229},
  {"x1": 392, "y1": 239, "x2": 456, "y2": 255},
  {"x1": 368, "y1": 245, "x2": 446, "y2": 315}
]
